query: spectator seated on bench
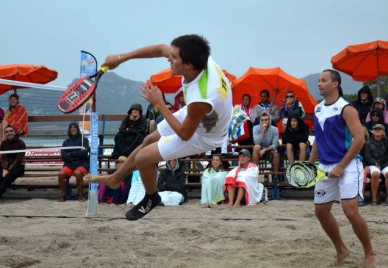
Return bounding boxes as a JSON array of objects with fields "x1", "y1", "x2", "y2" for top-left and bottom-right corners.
[
  {"x1": 252, "y1": 113, "x2": 280, "y2": 182},
  {"x1": 282, "y1": 113, "x2": 310, "y2": 164},
  {"x1": 280, "y1": 91, "x2": 305, "y2": 133},
  {"x1": 98, "y1": 156, "x2": 131, "y2": 204},
  {"x1": 223, "y1": 149, "x2": 264, "y2": 206},
  {"x1": 158, "y1": 158, "x2": 187, "y2": 205},
  {"x1": 0, "y1": 126, "x2": 26, "y2": 199},
  {"x1": 111, "y1": 103, "x2": 147, "y2": 159},
  {"x1": 127, "y1": 170, "x2": 159, "y2": 206},
  {"x1": 200, "y1": 155, "x2": 227, "y2": 208},
  {"x1": 229, "y1": 104, "x2": 254, "y2": 154},
  {"x1": 251, "y1": 89, "x2": 280, "y2": 127},
  {"x1": 58, "y1": 122, "x2": 89, "y2": 202},
  {"x1": 364, "y1": 124, "x2": 388, "y2": 206}
]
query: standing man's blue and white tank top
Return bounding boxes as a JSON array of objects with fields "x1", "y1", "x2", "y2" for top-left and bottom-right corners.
[{"x1": 314, "y1": 97, "x2": 362, "y2": 165}]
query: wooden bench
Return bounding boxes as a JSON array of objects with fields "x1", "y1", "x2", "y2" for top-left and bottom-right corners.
[{"x1": 7, "y1": 113, "x2": 311, "y2": 200}]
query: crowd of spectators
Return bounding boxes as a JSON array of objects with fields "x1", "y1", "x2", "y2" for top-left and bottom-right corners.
[{"x1": 1, "y1": 84, "x2": 387, "y2": 208}]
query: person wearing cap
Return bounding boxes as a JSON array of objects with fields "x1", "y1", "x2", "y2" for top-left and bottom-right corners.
[
  {"x1": 223, "y1": 149, "x2": 264, "y2": 206},
  {"x1": 352, "y1": 86, "x2": 374, "y2": 125},
  {"x1": 309, "y1": 69, "x2": 374, "y2": 266},
  {"x1": 252, "y1": 113, "x2": 280, "y2": 182},
  {"x1": 111, "y1": 103, "x2": 148, "y2": 159},
  {"x1": 363, "y1": 107, "x2": 388, "y2": 138},
  {"x1": 364, "y1": 124, "x2": 388, "y2": 206},
  {"x1": 365, "y1": 96, "x2": 388, "y2": 124},
  {"x1": 97, "y1": 156, "x2": 131, "y2": 204}
]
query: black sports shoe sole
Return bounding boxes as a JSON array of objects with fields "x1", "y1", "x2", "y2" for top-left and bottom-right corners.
[{"x1": 125, "y1": 193, "x2": 161, "y2": 221}]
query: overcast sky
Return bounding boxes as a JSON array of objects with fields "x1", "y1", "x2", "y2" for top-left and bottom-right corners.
[{"x1": 1, "y1": 0, "x2": 387, "y2": 88}]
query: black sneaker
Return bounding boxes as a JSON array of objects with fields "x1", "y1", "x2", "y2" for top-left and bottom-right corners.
[{"x1": 125, "y1": 192, "x2": 161, "y2": 221}]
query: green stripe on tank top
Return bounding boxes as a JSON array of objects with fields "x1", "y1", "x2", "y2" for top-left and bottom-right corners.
[
  {"x1": 197, "y1": 69, "x2": 208, "y2": 99},
  {"x1": 183, "y1": 69, "x2": 208, "y2": 99}
]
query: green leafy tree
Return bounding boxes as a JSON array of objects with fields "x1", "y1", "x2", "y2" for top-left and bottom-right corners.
[
  {"x1": 343, "y1": 94, "x2": 358, "y2": 103},
  {"x1": 363, "y1": 76, "x2": 388, "y2": 99}
]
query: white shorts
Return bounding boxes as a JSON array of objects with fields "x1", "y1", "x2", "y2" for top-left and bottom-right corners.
[
  {"x1": 157, "y1": 107, "x2": 227, "y2": 160},
  {"x1": 314, "y1": 158, "x2": 363, "y2": 204},
  {"x1": 368, "y1": 165, "x2": 388, "y2": 178}
]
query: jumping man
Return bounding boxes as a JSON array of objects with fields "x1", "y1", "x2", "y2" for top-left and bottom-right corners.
[{"x1": 86, "y1": 34, "x2": 232, "y2": 221}]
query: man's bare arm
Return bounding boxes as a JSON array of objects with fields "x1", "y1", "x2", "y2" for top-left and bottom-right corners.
[
  {"x1": 308, "y1": 141, "x2": 318, "y2": 164},
  {"x1": 102, "y1": 44, "x2": 171, "y2": 70},
  {"x1": 164, "y1": 102, "x2": 212, "y2": 141},
  {"x1": 140, "y1": 82, "x2": 212, "y2": 141},
  {"x1": 338, "y1": 105, "x2": 365, "y2": 167}
]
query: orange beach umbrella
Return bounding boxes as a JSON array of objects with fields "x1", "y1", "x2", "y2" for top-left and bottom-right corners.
[
  {"x1": 0, "y1": 64, "x2": 58, "y2": 95},
  {"x1": 231, "y1": 67, "x2": 317, "y2": 113},
  {"x1": 331, "y1": 40, "x2": 388, "y2": 96},
  {"x1": 150, "y1": 68, "x2": 236, "y2": 93},
  {"x1": 232, "y1": 67, "x2": 318, "y2": 130}
]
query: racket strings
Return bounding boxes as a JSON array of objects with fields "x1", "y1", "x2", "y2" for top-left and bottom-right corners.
[{"x1": 289, "y1": 164, "x2": 315, "y2": 187}]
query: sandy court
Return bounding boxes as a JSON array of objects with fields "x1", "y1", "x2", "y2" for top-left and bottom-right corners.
[{"x1": 0, "y1": 187, "x2": 387, "y2": 268}]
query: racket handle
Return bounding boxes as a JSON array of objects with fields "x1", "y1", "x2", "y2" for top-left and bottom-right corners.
[{"x1": 101, "y1": 66, "x2": 109, "y2": 73}]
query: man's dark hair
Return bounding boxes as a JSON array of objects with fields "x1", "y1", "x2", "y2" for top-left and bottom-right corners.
[
  {"x1": 171, "y1": 34, "x2": 210, "y2": 70},
  {"x1": 260, "y1": 112, "x2": 270, "y2": 118},
  {"x1": 4, "y1": 126, "x2": 14, "y2": 133},
  {"x1": 322, "y1": 69, "x2": 343, "y2": 96},
  {"x1": 260, "y1": 89, "x2": 270, "y2": 97}
]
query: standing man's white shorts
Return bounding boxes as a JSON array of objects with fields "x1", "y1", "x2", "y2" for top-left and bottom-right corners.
[{"x1": 314, "y1": 158, "x2": 363, "y2": 204}]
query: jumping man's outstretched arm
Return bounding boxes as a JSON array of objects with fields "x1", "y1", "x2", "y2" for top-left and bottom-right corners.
[{"x1": 102, "y1": 44, "x2": 171, "y2": 70}]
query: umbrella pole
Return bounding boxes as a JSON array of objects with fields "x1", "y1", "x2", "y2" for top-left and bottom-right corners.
[{"x1": 377, "y1": 74, "x2": 381, "y2": 97}]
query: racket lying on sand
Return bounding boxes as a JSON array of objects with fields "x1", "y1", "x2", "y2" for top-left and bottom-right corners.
[
  {"x1": 286, "y1": 161, "x2": 328, "y2": 188},
  {"x1": 57, "y1": 66, "x2": 109, "y2": 113}
]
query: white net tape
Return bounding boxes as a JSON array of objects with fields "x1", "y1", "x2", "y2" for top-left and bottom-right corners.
[{"x1": 0, "y1": 78, "x2": 66, "y2": 91}]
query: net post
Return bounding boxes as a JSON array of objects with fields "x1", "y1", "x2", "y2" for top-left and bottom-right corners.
[{"x1": 87, "y1": 112, "x2": 99, "y2": 215}]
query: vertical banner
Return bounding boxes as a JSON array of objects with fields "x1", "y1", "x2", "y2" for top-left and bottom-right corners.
[
  {"x1": 79, "y1": 51, "x2": 97, "y2": 134},
  {"x1": 87, "y1": 112, "x2": 99, "y2": 215}
]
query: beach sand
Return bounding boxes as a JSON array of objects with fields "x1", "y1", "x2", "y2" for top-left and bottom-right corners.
[{"x1": 0, "y1": 185, "x2": 387, "y2": 268}]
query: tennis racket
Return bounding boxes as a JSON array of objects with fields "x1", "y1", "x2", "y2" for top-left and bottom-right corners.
[
  {"x1": 57, "y1": 66, "x2": 109, "y2": 113},
  {"x1": 286, "y1": 161, "x2": 328, "y2": 188}
]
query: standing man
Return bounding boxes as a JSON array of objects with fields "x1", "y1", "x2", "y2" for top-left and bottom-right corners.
[
  {"x1": 309, "y1": 69, "x2": 374, "y2": 266},
  {"x1": 0, "y1": 126, "x2": 26, "y2": 198},
  {"x1": 87, "y1": 34, "x2": 232, "y2": 221}
]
